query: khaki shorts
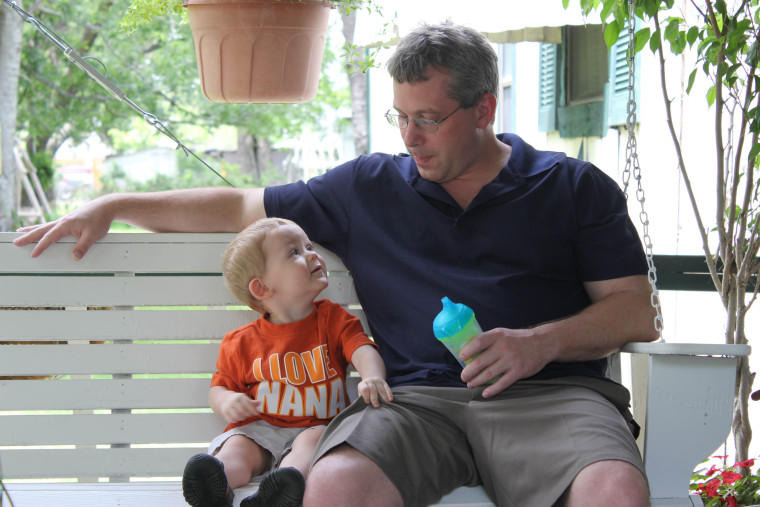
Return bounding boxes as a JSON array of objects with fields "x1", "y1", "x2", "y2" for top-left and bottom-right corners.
[
  {"x1": 209, "y1": 420, "x2": 326, "y2": 476},
  {"x1": 312, "y1": 377, "x2": 645, "y2": 507}
]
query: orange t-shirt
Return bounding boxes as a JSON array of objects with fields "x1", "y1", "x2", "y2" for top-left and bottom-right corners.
[{"x1": 211, "y1": 299, "x2": 375, "y2": 431}]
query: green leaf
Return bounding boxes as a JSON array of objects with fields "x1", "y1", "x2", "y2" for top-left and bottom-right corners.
[
  {"x1": 687, "y1": 26, "x2": 700, "y2": 46},
  {"x1": 635, "y1": 28, "x2": 651, "y2": 52},
  {"x1": 600, "y1": 0, "x2": 616, "y2": 21},
  {"x1": 707, "y1": 85, "x2": 716, "y2": 106},
  {"x1": 649, "y1": 29, "x2": 661, "y2": 53},
  {"x1": 604, "y1": 20, "x2": 622, "y2": 49},
  {"x1": 747, "y1": 40, "x2": 760, "y2": 67},
  {"x1": 686, "y1": 68, "x2": 697, "y2": 93}
]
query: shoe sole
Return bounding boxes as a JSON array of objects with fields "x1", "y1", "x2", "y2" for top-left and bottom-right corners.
[
  {"x1": 240, "y1": 467, "x2": 305, "y2": 507},
  {"x1": 182, "y1": 454, "x2": 233, "y2": 507}
]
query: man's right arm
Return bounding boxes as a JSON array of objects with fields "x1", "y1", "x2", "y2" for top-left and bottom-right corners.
[{"x1": 13, "y1": 187, "x2": 266, "y2": 259}]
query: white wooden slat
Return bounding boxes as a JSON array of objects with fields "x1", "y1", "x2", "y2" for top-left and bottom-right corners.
[
  {"x1": 1, "y1": 308, "x2": 361, "y2": 341},
  {"x1": 0, "y1": 344, "x2": 220, "y2": 375},
  {"x1": 2, "y1": 232, "x2": 349, "y2": 273},
  {"x1": 3, "y1": 233, "x2": 235, "y2": 273},
  {"x1": 1, "y1": 378, "x2": 211, "y2": 410},
  {"x1": 2, "y1": 483, "x2": 494, "y2": 507},
  {"x1": 1, "y1": 447, "x2": 203, "y2": 479},
  {"x1": 1, "y1": 275, "x2": 235, "y2": 307},
  {"x1": 0, "y1": 413, "x2": 222, "y2": 446},
  {"x1": 2, "y1": 273, "x2": 354, "y2": 307},
  {"x1": 1, "y1": 309, "x2": 256, "y2": 341},
  {"x1": 4, "y1": 483, "x2": 201, "y2": 507}
]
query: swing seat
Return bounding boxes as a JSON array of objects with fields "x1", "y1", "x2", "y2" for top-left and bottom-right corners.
[{"x1": 0, "y1": 232, "x2": 749, "y2": 507}]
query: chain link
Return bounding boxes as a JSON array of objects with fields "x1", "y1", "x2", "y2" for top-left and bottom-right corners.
[{"x1": 622, "y1": 0, "x2": 664, "y2": 338}]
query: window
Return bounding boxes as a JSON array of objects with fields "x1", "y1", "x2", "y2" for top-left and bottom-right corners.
[{"x1": 538, "y1": 25, "x2": 639, "y2": 137}]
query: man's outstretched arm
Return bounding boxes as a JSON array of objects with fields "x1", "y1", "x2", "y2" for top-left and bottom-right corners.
[{"x1": 14, "y1": 187, "x2": 266, "y2": 259}]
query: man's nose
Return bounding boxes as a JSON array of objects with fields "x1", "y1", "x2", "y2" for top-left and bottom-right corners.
[{"x1": 401, "y1": 122, "x2": 424, "y2": 146}]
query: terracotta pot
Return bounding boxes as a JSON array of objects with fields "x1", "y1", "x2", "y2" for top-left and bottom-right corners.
[{"x1": 183, "y1": 0, "x2": 331, "y2": 104}]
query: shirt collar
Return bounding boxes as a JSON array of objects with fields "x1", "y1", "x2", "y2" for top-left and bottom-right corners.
[{"x1": 399, "y1": 133, "x2": 560, "y2": 208}]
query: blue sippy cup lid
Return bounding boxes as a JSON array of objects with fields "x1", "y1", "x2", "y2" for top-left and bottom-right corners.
[{"x1": 433, "y1": 297, "x2": 474, "y2": 338}]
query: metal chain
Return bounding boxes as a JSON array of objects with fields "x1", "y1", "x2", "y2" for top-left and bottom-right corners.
[
  {"x1": 621, "y1": 0, "x2": 664, "y2": 338},
  {"x1": 1, "y1": 0, "x2": 235, "y2": 188}
]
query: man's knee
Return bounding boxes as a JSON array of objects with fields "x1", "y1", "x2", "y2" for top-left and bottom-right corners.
[
  {"x1": 561, "y1": 460, "x2": 649, "y2": 507},
  {"x1": 304, "y1": 444, "x2": 403, "y2": 507}
]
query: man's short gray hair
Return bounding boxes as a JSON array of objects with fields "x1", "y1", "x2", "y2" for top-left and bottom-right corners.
[{"x1": 386, "y1": 22, "x2": 500, "y2": 108}]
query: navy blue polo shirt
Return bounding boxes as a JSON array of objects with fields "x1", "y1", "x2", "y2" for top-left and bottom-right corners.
[{"x1": 264, "y1": 133, "x2": 647, "y2": 388}]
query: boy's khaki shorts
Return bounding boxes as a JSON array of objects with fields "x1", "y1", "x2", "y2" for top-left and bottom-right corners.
[
  {"x1": 209, "y1": 420, "x2": 326, "y2": 477},
  {"x1": 312, "y1": 377, "x2": 645, "y2": 507}
]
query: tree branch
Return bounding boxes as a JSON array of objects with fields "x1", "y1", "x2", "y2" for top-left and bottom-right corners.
[{"x1": 653, "y1": 12, "x2": 723, "y2": 293}]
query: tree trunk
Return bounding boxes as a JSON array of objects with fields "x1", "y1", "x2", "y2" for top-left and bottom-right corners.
[
  {"x1": 0, "y1": 2, "x2": 24, "y2": 231},
  {"x1": 341, "y1": 10, "x2": 369, "y2": 156},
  {"x1": 732, "y1": 281, "x2": 754, "y2": 463}
]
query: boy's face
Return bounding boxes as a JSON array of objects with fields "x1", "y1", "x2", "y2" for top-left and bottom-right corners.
[{"x1": 257, "y1": 224, "x2": 328, "y2": 307}]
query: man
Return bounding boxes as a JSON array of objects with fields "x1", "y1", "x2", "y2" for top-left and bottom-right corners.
[{"x1": 16, "y1": 22, "x2": 657, "y2": 506}]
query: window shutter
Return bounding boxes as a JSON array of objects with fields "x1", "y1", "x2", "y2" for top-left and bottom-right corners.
[
  {"x1": 605, "y1": 29, "x2": 640, "y2": 128},
  {"x1": 538, "y1": 43, "x2": 558, "y2": 132}
]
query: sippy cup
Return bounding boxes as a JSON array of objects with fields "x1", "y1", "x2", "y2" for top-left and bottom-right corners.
[{"x1": 433, "y1": 297, "x2": 482, "y2": 368}]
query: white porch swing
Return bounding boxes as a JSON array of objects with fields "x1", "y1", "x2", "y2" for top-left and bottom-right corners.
[{"x1": 0, "y1": 0, "x2": 752, "y2": 505}]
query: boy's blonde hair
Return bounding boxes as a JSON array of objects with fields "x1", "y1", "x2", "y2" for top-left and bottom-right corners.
[{"x1": 222, "y1": 217, "x2": 297, "y2": 312}]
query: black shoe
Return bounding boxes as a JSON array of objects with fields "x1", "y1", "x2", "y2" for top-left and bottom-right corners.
[
  {"x1": 240, "y1": 467, "x2": 305, "y2": 507},
  {"x1": 182, "y1": 453, "x2": 234, "y2": 507}
]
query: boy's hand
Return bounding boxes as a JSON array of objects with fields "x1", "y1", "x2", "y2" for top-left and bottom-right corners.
[
  {"x1": 219, "y1": 392, "x2": 262, "y2": 423},
  {"x1": 357, "y1": 377, "x2": 393, "y2": 408}
]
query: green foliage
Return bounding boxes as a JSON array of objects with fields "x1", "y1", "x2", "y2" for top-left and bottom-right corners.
[
  {"x1": 28, "y1": 150, "x2": 54, "y2": 190},
  {"x1": 16, "y1": 0, "x2": 351, "y2": 197},
  {"x1": 121, "y1": 0, "x2": 185, "y2": 33},
  {"x1": 99, "y1": 151, "x2": 266, "y2": 195}
]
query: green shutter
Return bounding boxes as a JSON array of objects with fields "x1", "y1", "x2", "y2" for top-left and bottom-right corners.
[
  {"x1": 605, "y1": 28, "x2": 641, "y2": 128},
  {"x1": 538, "y1": 43, "x2": 558, "y2": 132},
  {"x1": 556, "y1": 25, "x2": 606, "y2": 138}
]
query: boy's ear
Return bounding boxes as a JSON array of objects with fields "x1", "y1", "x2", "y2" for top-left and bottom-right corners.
[{"x1": 249, "y1": 278, "x2": 272, "y2": 300}]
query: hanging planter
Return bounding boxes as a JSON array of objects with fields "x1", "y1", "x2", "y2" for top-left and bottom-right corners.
[{"x1": 182, "y1": 0, "x2": 332, "y2": 104}]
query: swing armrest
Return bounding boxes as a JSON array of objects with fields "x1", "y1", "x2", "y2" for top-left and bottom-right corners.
[
  {"x1": 621, "y1": 341, "x2": 750, "y2": 357},
  {"x1": 618, "y1": 341, "x2": 750, "y2": 504}
]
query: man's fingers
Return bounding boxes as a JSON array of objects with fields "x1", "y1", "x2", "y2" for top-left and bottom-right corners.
[
  {"x1": 13, "y1": 222, "x2": 56, "y2": 248},
  {"x1": 70, "y1": 231, "x2": 102, "y2": 260}
]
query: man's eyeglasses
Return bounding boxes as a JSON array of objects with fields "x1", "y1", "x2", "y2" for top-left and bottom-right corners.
[{"x1": 384, "y1": 106, "x2": 462, "y2": 132}]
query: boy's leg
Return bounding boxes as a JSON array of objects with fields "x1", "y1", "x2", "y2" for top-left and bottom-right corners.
[
  {"x1": 279, "y1": 426, "x2": 325, "y2": 477},
  {"x1": 215, "y1": 434, "x2": 271, "y2": 488},
  {"x1": 240, "y1": 427, "x2": 325, "y2": 507},
  {"x1": 183, "y1": 435, "x2": 271, "y2": 507}
]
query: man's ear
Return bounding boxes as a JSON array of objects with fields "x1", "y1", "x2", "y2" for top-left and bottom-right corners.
[
  {"x1": 249, "y1": 278, "x2": 272, "y2": 301},
  {"x1": 476, "y1": 92, "x2": 498, "y2": 128}
]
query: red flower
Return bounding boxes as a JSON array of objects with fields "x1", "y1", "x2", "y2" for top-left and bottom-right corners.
[
  {"x1": 714, "y1": 455, "x2": 730, "y2": 460},
  {"x1": 706, "y1": 464, "x2": 720, "y2": 476},
  {"x1": 703, "y1": 478, "x2": 721, "y2": 497},
  {"x1": 737, "y1": 459, "x2": 755, "y2": 469},
  {"x1": 721, "y1": 471, "x2": 742, "y2": 484},
  {"x1": 725, "y1": 495, "x2": 738, "y2": 507}
]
